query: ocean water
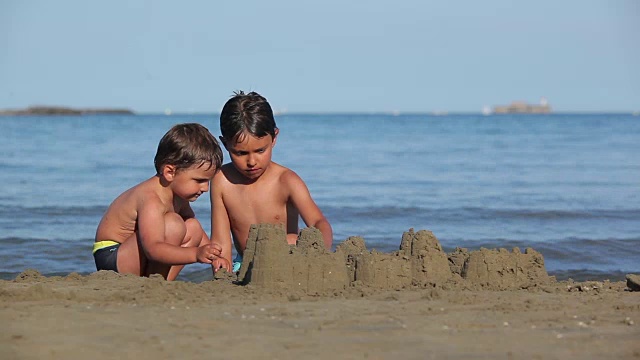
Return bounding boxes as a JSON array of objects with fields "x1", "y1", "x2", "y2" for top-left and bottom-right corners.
[{"x1": 1, "y1": 113, "x2": 638, "y2": 282}]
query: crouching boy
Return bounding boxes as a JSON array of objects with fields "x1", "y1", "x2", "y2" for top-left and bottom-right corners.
[{"x1": 93, "y1": 123, "x2": 224, "y2": 280}]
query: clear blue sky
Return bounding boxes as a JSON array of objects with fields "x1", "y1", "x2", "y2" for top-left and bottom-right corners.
[{"x1": 1, "y1": 1, "x2": 638, "y2": 113}]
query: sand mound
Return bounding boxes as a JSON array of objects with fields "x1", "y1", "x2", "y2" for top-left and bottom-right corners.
[{"x1": 234, "y1": 225, "x2": 553, "y2": 294}]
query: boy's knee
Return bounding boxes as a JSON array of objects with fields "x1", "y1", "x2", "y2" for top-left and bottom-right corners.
[
  {"x1": 184, "y1": 218, "x2": 205, "y2": 244},
  {"x1": 164, "y1": 213, "x2": 187, "y2": 245}
]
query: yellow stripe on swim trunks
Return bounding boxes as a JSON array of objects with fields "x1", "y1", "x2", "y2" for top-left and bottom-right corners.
[{"x1": 93, "y1": 240, "x2": 120, "y2": 254}]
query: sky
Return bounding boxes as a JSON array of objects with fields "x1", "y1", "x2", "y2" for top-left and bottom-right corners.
[{"x1": 1, "y1": 1, "x2": 639, "y2": 113}]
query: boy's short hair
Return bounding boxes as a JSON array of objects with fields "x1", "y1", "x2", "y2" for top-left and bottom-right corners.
[
  {"x1": 154, "y1": 123, "x2": 223, "y2": 174},
  {"x1": 220, "y1": 91, "x2": 277, "y2": 143}
]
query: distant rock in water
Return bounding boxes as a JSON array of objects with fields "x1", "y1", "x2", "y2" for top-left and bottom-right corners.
[
  {"x1": 0, "y1": 106, "x2": 134, "y2": 116},
  {"x1": 492, "y1": 97, "x2": 551, "y2": 114}
]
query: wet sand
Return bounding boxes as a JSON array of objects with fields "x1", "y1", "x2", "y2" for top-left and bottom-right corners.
[{"x1": 2, "y1": 226, "x2": 639, "y2": 359}]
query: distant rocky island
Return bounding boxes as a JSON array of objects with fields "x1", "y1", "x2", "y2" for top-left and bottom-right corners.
[
  {"x1": 0, "y1": 106, "x2": 134, "y2": 116},
  {"x1": 492, "y1": 97, "x2": 552, "y2": 114}
]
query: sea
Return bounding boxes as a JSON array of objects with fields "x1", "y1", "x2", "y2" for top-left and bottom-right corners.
[{"x1": 1, "y1": 113, "x2": 638, "y2": 282}]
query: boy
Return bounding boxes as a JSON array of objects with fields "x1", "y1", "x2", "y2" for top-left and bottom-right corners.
[
  {"x1": 94, "y1": 123, "x2": 224, "y2": 280},
  {"x1": 210, "y1": 91, "x2": 333, "y2": 273}
]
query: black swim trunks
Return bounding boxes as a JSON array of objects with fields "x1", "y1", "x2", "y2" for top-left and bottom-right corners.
[{"x1": 93, "y1": 243, "x2": 120, "y2": 272}]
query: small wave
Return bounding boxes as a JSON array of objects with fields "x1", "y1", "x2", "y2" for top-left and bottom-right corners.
[
  {"x1": 0, "y1": 236, "x2": 93, "y2": 244},
  {"x1": 0, "y1": 237, "x2": 52, "y2": 247},
  {"x1": 324, "y1": 205, "x2": 424, "y2": 220},
  {"x1": 488, "y1": 208, "x2": 640, "y2": 220},
  {"x1": 548, "y1": 269, "x2": 629, "y2": 282},
  {"x1": 442, "y1": 236, "x2": 640, "y2": 248},
  {"x1": 0, "y1": 162, "x2": 22, "y2": 169},
  {"x1": 0, "y1": 205, "x2": 108, "y2": 218},
  {"x1": 323, "y1": 205, "x2": 640, "y2": 221}
]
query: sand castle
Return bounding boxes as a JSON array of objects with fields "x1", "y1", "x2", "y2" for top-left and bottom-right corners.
[{"x1": 230, "y1": 224, "x2": 552, "y2": 294}]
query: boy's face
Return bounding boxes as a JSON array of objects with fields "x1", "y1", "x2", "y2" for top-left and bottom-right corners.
[
  {"x1": 166, "y1": 162, "x2": 216, "y2": 201},
  {"x1": 223, "y1": 130, "x2": 277, "y2": 181}
]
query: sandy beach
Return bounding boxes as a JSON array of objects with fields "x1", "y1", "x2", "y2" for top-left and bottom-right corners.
[{"x1": 2, "y1": 226, "x2": 639, "y2": 359}]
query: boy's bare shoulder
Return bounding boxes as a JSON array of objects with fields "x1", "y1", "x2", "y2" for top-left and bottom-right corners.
[
  {"x1": 213, "y1": 163, "x2": 238, "y2": 185},
  {"x1": 273, "y1": 163, "x2": 305, "y2": 186},
  {"x1": 126, "y1": 177, "x2": 169, "y2": 208}
]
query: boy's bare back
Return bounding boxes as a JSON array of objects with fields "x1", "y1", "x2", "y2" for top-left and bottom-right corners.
[{"x1": 95, "y1": 175, "x2": 197, "y2": 244}]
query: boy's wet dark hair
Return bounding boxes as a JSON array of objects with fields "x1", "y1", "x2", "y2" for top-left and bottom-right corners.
[
  {"x1": 154, "y1": 123, "x2": 223, "y2": 174},
  {"x1": 219, "y1": 91, "x2": 278, "y2": 144}
]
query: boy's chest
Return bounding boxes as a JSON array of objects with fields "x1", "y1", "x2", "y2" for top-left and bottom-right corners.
[{"x1": 225, "y1": 183, "x2": 288, "y2": 222}]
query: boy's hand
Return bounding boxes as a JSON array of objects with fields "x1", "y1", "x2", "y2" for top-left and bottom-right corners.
[
  {"x1": 196, "y1": 243, "x2": 222, "y2": 264},
  {"x1": 212, "y1": 257, "x2": 232, "y2": 273}
]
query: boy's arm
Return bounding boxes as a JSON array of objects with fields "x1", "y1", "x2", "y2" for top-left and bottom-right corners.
[
  {"x1": 210, "y1": 174, "x2": 233, "y2": 271},
  {"x1": 137, "y1": 195, "x2": 213, "y2": 265},
  {"x1": 284, "y1": 171, "x2": 333, "y2": 250}
]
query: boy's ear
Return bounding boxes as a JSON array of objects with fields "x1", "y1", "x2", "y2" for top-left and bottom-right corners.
[
  {"x1": 161, "y1": 164, "x2": 177, "y2": 181},
  {"x1": 272, "y1": 128, "x2": 279, "y2": 146}
]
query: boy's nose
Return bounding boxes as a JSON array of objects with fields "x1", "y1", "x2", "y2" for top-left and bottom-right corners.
[
  {"x1": 201, "y1": 182, "x2": 210, "y2": 192},
  {"x1": 247, "y1": 155, "x2": 256, "y2": 167}
]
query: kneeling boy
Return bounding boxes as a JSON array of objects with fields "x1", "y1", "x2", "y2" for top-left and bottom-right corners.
[{"x1": 210, "y1": 91, "x2": 333, "y2": 273}]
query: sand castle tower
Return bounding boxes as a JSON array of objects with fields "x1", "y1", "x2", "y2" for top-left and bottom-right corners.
[
  {"x1": 336, "y1": 229, "x2": 452, "y2": 289},
  {"x1": 237, "y1": 224, "x2": 349, "y2": 294},
  {"x1": 399, "y1": 229, "x2": 452, "y2": 285},
  {"x1": 450, "y1": 247, "x2": 551, "y2": 289},
  {"x1": 337, "y1": 235, "x2": 413, "y2": 289}
]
